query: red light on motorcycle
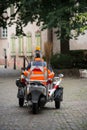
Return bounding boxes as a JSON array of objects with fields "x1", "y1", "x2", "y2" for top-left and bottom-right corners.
[
  {"x1": 53, "y1": 85, "x2": 59, "y2": 89},
  {"x1": 21, "y1": 75, "x2": 25, "y2": 83},
  {"x1": 21, "y1": 78, "x2": 25, "y2": 83},
  {"x1": 46, "y1": 79, "x2": 52, "y2": 85}
]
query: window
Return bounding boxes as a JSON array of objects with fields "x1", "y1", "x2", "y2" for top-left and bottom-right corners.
[
  {"x1": 18, "y1": 35, "x2": 24, "y2": 55},
  {"x1": 11, "y1": 34, "x2": 16, "y2": 56},
  {"x1": 26, "y1": 32, "x2": 32, "y2": 56},
  {"x1": 35, "y1": 30, "x2": 41, "y2": 47},
  {"x1": 0, "y1": 27, "x2": 7, "y2": 38}
]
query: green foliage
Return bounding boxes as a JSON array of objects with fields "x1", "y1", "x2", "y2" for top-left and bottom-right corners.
[
  {"x1": 0, "y1": 0, "x2": 20, "y2": 27},
  {"x1": 51, "y1": 50, "x2": 87, "y2": 69},
  {"x1": 0, "y1": 0, "x2": 87, "y2": 39},
  {"x1": 69, "y1": 50, "x2": 87, "y2": 68},
  {"x1": 51, "y1": 53, "x2": 73, "y2": 69}
]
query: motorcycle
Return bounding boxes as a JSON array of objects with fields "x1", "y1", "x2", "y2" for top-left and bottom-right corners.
[{"x1": 16, "y1": 72, "x2": 64, "y2": 114}]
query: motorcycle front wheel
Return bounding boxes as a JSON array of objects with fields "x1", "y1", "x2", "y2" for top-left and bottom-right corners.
[
  {"x1": 19, "y1": 98, "x2": 24, "y2": 107},
  {"x1": 32, "y1": 103, "x2": 39, "y2": 114},
  {"x1": 55, "y1": 100, "x2": 60, "y2": 109}
]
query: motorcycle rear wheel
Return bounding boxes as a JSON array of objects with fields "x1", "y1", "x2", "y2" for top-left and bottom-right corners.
[
  {"x1": 55, "y1": 100, "x2": 60, "y2": 109},
  {"x1": 32, "y1": 103, "x2": 39, "y2": 114},
  {"x1": 19, "y1": 98, "x2": 24, "y2": 107}
]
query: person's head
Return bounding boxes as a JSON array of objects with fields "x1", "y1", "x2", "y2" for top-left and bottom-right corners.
[
  {"x1": 34, "y1": 46, "x2": 41, "y2": 58},
  {"x1": 35, "y1": 50, "x2": 40, "y2": 58},
  {"x1": 36, "y1": 46, "x2": 40, "y2": 51}
]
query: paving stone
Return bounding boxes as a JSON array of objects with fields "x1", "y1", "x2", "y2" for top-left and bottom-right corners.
[{"x1": 0, "y1": 69, "x2": 87, "y2": 130}]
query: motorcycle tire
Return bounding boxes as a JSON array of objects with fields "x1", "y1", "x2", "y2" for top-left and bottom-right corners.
[
  {"x1": 55, "y1": 100, "x2": 60, "y2": 109},
  {"x1": 32, "y1": 103, "x2": 39, "y2": 114},
  {"x1": 19, "y1": 98, "x2": 24, "y2": 107}
]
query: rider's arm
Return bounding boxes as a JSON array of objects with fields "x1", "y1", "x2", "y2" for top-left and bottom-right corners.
[
  {"x1": 26, "y1": 63, "x2": 31, "y2": 70},
  {"x1": 48, "y1": 69, "x2": 55, "y2": 79}
]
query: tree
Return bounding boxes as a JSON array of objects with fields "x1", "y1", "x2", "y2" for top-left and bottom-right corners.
[
  {"x1": 0, "y1": 0, "x2": 19, "y2": 27},
  {"x1": 0, "y1": 0, "x2": 9, "y2": 27},
  {"x1": 0, "y1": 0, "x2": 87, "y2": 53}
]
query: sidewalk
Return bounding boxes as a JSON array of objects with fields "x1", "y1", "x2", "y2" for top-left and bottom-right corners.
[{"x1": 0, "y1": 68, "x2": 21, "y2": 78}]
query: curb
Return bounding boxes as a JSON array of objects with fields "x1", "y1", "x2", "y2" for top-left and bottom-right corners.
[{"x1": 0, "y1": 68, "x2": 21, "y2": 77}]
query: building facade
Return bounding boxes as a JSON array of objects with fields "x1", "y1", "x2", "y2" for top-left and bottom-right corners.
[
  {"x1": 0, "y1": 23, "x2": 48, "y2": 69},
  {"x1": 0, "y1": 6, "x2": 87, "y2": 69}
]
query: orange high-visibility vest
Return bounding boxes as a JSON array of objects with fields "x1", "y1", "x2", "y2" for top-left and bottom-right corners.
[{"x1": 23, "y1": 61, "x2": 54, "y2": 85}]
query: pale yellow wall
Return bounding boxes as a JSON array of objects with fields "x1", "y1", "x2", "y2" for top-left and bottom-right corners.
[
  {"x1": 0, "y1": 39, "x2": 8, "y2": 65},
  {"x1": 53, "y1": 30, "x2": 87, "y2": 53},
  {"x1": 0, "y1": 39, "x2": 8, "y2": 58},
  {"x1": 53, "y1": 29, "x2": 60, "y2": 54},
  {"x1": 8, "y1": 22, "x2": 48, "y2": 55},
  {"x1": 41, "y1": 30, "x2": 48, "y2": 55},
  {"x1": 3, "y1": 21, "x2": 48, "y2": 68},
  {"x1": 70, "y1": 32, "x2": 87, "y2": 50}
]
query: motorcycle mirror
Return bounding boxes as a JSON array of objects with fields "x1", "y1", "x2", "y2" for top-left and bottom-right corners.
[{"x1": 58, "y1": 74, "x2": 64, "y2": 78}]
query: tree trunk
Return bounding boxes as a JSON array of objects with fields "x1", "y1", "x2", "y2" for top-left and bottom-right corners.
[
  {"x1": 60, "y1": 27, "x2": 70, "y2": 54},
  {"x1": 60, "y1": 0, "x2": 70, "y2": 54},
  {"x1": 47, "y1": 28, "x2": 70, "y2": 54},
  {"x1": 60, "y1": 38, "x2": 69, "y2": 54},
  {"x1": 47, "y1": 28, "x2": 53, "y2": 43}
]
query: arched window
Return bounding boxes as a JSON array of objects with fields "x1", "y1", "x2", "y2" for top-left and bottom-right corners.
[
  {"x1": 26, "y1": 32, "x2": 32, "y2": 56},
  {"x1": 11, "y1": 33, "x2": 16, "y2": 55},
  {"x1": 35, "y1": 30, "x2": 41, "y2": 47},
  {"x1": 18, "y1": 35, "x2": 24, "y2": 55}
]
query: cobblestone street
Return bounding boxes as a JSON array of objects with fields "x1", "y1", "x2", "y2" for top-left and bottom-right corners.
[{"x1": 0, "y1": 69, "x2": 87, "y2": 130}]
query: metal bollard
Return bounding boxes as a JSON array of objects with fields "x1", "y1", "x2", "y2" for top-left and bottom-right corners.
[
  {"x1": 13, "y1": 56, "x2": 16, "y2": 69},
  {"x1": 23, "y1": 56, "x2": 25, "y2": 69},
  {"x1": 4, "y1": 49, "x2": 7, "y2": 68}
]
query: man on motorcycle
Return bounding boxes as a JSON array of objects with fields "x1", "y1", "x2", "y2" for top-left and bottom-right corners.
[
  {"x1": 16, "y1": 46, "x2": 63, "y2": 113},
  {"x1": 26, "y1": 46, "x2": 43, "y2": 70},
  {"x1": 23, "y1": 46, "x2": 55, "y2": 85}
]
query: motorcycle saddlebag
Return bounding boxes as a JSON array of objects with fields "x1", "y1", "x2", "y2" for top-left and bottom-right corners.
[
  {"x1": 54, "y1": 87, "x2": 63, "y2": 101},
  {"x1": 17, "y1": 88, "x2": 25, "y2": 98},
  {"x1": 16, "y1": 79, "x2": 24, "y2": 88}
]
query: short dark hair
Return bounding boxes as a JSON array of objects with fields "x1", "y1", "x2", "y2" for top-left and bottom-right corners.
[{"x1": 35, "y1": 50, "x2": 40, "y2": 58}]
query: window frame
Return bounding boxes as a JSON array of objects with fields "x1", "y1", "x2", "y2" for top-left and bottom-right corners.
[
  {"x1": 35, "y1": 30, "x2": 41, "y2": 47},
  {"x1": 0, "y1": 27, "x2": 7, "y2": 38},
  {"x1": 10, "y1": 33, "x2": 16, "y2": 56},
  {"x1": 26, "y1": 32, "x2": 32, "y2": 56},
  {"x1": 18, "y1": 35, "x2": 24, "y2": 56}
]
